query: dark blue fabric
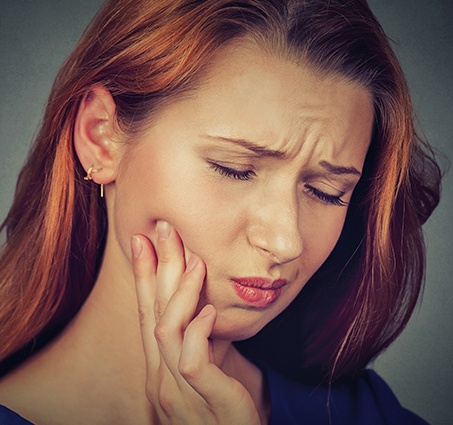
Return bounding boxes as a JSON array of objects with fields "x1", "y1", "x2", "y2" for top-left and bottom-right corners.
[
  {"x1": 0, "y1": 368, "x2": 429, "y2": 424},
  {"x1": 264, "y1": 366, "x2": 429, "y2": 425},
  {"x1": 0, "y1": 406, "x2": 33, "y2": 425}
]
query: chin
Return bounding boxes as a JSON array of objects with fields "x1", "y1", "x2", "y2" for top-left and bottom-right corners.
[{"x1": 209, "y1": 309, "x2": 270, "y2": 342}]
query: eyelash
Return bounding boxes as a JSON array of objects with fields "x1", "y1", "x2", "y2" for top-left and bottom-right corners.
[
  {"x1": 208, "y1": 161, "x2": 349, "y2": 207},
  {"x1": 208, "y1": 162, "x2": 256, "y2": 181},
  {"x1": 305, "y1": 185, "x2": 349, "y2": 207}
]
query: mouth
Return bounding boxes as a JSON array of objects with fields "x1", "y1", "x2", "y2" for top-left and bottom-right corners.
[{"x1": 230, "y1": 277, "x2": 288, "y2": 308}]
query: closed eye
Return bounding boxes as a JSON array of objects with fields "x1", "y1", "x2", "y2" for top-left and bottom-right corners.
[
  {"x1": 208, "y1": 161, "x2": 256, "y2": 181},
  {"x1": 208, "y1": 160, "x2": 349, "y2": 206},
  {"x1": 305, "y1": 184, "x2": 349, "y2": 207}
]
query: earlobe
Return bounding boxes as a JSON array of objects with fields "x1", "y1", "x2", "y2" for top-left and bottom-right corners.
[{"x1": 74, "y1": 85, "x2": 119, "y2": 186}]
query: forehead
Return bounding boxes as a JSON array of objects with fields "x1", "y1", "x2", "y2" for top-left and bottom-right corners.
[
  {"x1": 149, "y1": 40, "x2": 374, "y2": 168},
  {"x1": 195, "y1": 41, "x2": 374, "y2": 156}
]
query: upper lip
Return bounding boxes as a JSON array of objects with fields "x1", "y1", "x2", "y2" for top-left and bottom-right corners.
[{"x1": 230, "y1": 277, "x2": 288, "y2": 290}]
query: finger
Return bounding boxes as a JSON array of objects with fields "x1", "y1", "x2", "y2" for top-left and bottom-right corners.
[
  {"x1": 131, "y1": 234, "x2": 159, "y2": 361},
  {"x1": 154, "y1": 220, "x2": 186, "y2": 320},
  {"x1": 154, "y1": 255, "x2": 206, "y2": 372},
  {"x1": 159, "y1": 255, "x2": 206, "y2": 331},
  {"x1": 179, "y1": 307, "x2": 259, "y2": 422},
  {"x1": 178, "y1": 304, "x2": 220, "y2": 396}
]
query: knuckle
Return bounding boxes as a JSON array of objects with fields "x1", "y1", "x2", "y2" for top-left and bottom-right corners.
[
  {"x1": 154, "y1": 296, "x2": 167, "y2": 320},
  {"x1": 157, "y1": 251, "x2": 172, "y2": 264},
  {"x1": 132, "y1": 263, "x2": 145, "y2": 280},
  {"x1": 144, "y1": 380, "x2": 155, "y2": 403},
  {"x1": 157, "y1": 381, "x2": 175, "y2": 416},
  {"x1": 137, "y1": 305, "x2": 153, "y2": 327},
  {"x1": 133, "y1": 253, "x2": 152, "y2": 275},
  {"x1": 178, "y1": 357, "x2": 202, "y2": 382},
  {"x1": 153, "y1": 321, "x2": 171, "y2": 343}
]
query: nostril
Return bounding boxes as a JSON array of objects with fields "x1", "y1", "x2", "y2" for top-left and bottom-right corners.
[
  {"x1": 246, "y1": 202, "x2": 303, "y2": 264},
  {"x1": 252, "y1": 234, "x2": 302, "y2": 265},
  {"x1": 256, "y1": 245, "x2": 278, "y2": 261}
]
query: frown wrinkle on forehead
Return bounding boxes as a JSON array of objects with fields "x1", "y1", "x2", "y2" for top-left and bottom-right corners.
[
  {"x1": 191, "y1": 41, "x2": 373, "y2": 169},
  {"x1": 201, "y1": 134, "x2": 364, "y2": 180}
]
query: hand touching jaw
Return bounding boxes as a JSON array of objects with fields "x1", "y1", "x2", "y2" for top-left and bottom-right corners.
[
  {"x1": 107, "y1": 42, "x2": 372, "y2": 342},
  {"x1": 131, "y1": 225, "x2": 264, "y2": 425}
]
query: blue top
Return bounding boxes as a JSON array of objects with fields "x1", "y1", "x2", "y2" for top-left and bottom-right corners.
[
  {"x1": 263, "y1": 366, "x2": 428, "y2": 424},
  {"x1": 0, "y1": 408, "x2": 32, "y2": 425},
  {"x1": 0, "y1": 368, "x2": 428, "y2": 424}
]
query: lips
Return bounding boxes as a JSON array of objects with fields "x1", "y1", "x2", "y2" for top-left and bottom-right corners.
[{"x1": 230, "y1": 277, "x2": 288, "y2": 308}]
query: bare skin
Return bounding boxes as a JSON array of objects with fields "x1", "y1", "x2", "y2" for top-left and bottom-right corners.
[
  {"x1": 0, "y1": 40, "x2": 373, "y2": 424},
  {"x1": 0, "y1": 226, "x2": 268, "y2": 425}
]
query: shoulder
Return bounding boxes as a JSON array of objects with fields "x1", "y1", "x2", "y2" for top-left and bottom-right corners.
[
  {"x1": 0, "y1": 406, "x2": 34, "y2": 425},
  {"x1": 262, "y1": 365, "x2": 429, "y2": 425}
]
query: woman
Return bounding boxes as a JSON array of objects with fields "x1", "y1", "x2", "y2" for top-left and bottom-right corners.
[{"x1": 0, "y1": 0, "x2": 442, "y2": 424}]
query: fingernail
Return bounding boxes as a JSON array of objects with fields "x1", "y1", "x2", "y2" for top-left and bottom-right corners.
[
  {"x1": 186, "y1": 255, "x2": 199, "y2": 272},
  {"x1": 199, "y1": 304, "x2": 214, "y2": 318},
  {"x1": 156, "y1": 220, "x2": 171, "y2": 240},
  {"x1": 131, "y1": 235, "x2": 142, "y2": 258}
]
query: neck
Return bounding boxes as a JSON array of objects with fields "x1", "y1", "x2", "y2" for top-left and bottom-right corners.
[
  {"x1": 88, "y1": 231, "x2": 238, "y2": 371},
  {"x1": 0, "y1": 232, "x2": 268, "y2": 425}
]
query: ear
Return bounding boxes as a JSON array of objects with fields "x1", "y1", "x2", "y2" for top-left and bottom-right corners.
[{"x1": 74, "y1": 85, "x2": 120, "y2": 185}]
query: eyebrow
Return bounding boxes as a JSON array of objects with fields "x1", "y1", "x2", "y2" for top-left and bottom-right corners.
[
  {"x1": 202, "y1": 135, "x2": 286, "y2": 158},
  {"x1": 319, "y1": 160, "x2": 362, "y2": 177},
  {"x1": 203, "y1": 134, "x2": 362, "y2": 177}
]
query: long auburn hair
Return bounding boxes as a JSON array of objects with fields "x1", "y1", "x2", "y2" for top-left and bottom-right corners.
[{"x1": 0, "y1": 0, "x2": 441, "y2": 383}]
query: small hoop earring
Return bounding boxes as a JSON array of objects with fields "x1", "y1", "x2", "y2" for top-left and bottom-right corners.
[
  {"x1": 84, "y1": 165, "x2": 104, "y2": 198},
  {"x1": 84, "y1": 165, "x2": 101, "y2": 181}
]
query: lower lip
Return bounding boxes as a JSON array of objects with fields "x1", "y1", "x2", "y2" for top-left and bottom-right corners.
[{"x1": 232, "y1": 282, "x2": 284, "y2": 308}]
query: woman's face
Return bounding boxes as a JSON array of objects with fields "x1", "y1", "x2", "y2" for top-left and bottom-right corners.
[{"x1": 111, "y1": 42, "x2": 374, "y2": 341}]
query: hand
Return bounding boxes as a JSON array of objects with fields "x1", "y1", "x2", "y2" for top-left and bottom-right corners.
[{"x1": 131, "y1": 221, "x2": 261, "y2": 425}]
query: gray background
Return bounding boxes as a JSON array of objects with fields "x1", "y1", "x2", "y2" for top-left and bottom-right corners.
[{"x1": 1, "y1": 1, "x2": 452, "y2": 424}]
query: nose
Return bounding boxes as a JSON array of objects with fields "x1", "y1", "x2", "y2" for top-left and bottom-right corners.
[{"x1": 247, "y1": 186, "x2": 303, "y2": 265}]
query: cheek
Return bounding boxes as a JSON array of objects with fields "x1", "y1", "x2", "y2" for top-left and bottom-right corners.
[
  {"x1": 111, "y1": 144, "x2": 238, "y2": 264},
  {"x1": 112, "y1": 146, "x2": 183, "y2": 257}
]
